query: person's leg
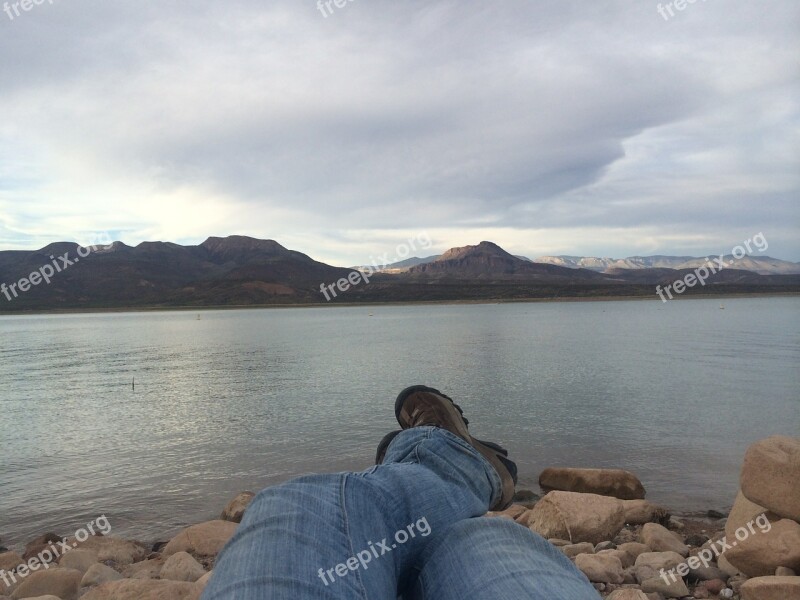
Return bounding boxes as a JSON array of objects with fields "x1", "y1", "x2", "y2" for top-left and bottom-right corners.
[
  {"x1": 406, "y1": 517, "x2": 600, "y2": 600},
  {"x1": 201, "y1": 426, "x2": 501, "y2": 600}
]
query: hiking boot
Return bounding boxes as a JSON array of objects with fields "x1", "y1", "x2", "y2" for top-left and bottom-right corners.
[{"x1": 393, "y1": 384, "x2": 517, "y2": 510}]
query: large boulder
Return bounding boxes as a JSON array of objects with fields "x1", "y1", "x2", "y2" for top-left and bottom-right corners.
[
  {"x1": 527, "y1": 491, "x2": 625, "y2": 544},
  {"x1": 640, "y1": 523, "x2": 689, "y2": 556},
  {"x1": 539, "y1": 468, "x2": 646, "y2": 500},
  {"x1": 80, "y1": 579, "x2": 202, "y2": 600},
  {"x1": 725, "y1": 518, "x2": 800, "y2": 577},
  {"x1": 740, "y1": 575, "x2": 800, "y2": 600},
  {"x1": 725, "y1": 490, "x2": 779, "y2": 541},
  {"x1": 220, "y1": 492, "x2": 256, "y2": 524},
  {"x1": 162, "y1": 521, "x2": 238, "y2": 559},
  {"x1": 10, "y1": 568, "x2": 82, "y2": 600},
  {"x1": 0, "y1": 552, "x2": 24, "y2": 573},
  {"x1": 740, "y1": 435, "x2": 800, "y2": 521}
]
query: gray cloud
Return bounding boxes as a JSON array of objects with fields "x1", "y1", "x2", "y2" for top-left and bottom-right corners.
[{"x1": 0, "y1": 0, "x2": 798, "y2": 263}]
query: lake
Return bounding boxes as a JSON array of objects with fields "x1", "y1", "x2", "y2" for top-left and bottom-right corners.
[{"x1": 1, "y1": 297, "x2": 798, "y2": 547}]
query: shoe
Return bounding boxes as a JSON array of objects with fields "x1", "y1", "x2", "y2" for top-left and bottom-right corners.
[{"x1": 392, "y1": 385, "x2": 517, "y2": 510}]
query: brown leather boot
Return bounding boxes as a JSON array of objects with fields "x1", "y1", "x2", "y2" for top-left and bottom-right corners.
[{"x1": 393, "y1": 385, "x2": 517, "y2": 511}]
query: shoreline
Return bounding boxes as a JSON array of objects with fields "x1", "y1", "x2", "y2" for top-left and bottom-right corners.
[{"x1": 1, "y1": 291, "x2": 798, "y2": 317}]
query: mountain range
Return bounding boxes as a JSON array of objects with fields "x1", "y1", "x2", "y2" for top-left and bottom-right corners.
[
  {"x1": 1, "y1": 236, "x2": 798, "y2": 312},
  {"x1": 372, "y1": 252, "x2": 800, "y2": 276}
]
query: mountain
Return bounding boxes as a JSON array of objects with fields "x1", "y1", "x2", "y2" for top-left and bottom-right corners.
[
  {"x1": 536, "y1": 255, "x2": 800, "y2": 275},
  {"x1": 1, "y1": 236, "x2": 798, "y2": 311},
  {"x1": 406, "y1": 242, "x2": 605, "y2": 280},
  {"x1": 0, "y1": 236, "x2": 352, "y2": 310}
]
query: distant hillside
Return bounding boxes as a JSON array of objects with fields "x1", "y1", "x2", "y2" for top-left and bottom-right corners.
[
  {"x1": 1, "y1": 236, "x2": 798, "y2": 311},
  {"x1": 536, "y1": 254, "x2": 800, "y2": 275},
  {"x1": 406, "y1": 242, "x2": 605, "y2": 281}
]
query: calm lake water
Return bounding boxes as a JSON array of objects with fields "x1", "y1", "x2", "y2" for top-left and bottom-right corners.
[{"x1": 1, "y1": 298, "x2": 798, "y2": 547}]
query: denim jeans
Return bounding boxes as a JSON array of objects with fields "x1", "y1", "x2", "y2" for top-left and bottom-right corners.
[{"x1": 202, "y1": 426, "x2": 600, "y2": 599}]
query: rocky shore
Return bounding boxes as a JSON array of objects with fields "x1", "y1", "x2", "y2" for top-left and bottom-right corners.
[{"x1": 1, "y1": 436, "x2": 797, "y2": 600}]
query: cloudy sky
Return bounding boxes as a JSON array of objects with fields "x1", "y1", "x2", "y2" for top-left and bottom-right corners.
[{"x1": 0, "y1": 0, "x2": 798, "y2": 265}]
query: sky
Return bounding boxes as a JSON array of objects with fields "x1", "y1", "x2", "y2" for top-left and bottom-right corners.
[{"x1": 0, "y1": 0, "x2": 798, "y2": 266}]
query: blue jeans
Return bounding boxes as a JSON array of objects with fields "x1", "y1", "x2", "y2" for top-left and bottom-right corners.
[{"x1": 202, "y1": 427, "x2": 600, "y2": 599}]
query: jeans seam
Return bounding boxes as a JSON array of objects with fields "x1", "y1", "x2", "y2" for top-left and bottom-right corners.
[{"x1": 341, "y1": 474, "x2": 370, "y2": 600}]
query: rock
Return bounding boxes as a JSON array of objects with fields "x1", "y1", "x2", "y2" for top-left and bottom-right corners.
[
  {"x1": 80, "y1": 579, "x2": 202, "y2": 600},
  {"x1": 612, "y1": 529, "x2": 638, "y2": 546},
  {"x1": 68, "y1": 537, "x2": 147, "y2": 566},
  {"x1": 160, "y1": 552, "x2": 206, "y2": 583},
  {"x1": 640, "y1": 523, "x2": 689, "y2": 556},
  {"x1": 617, "y1": 542, "x2": 651, "y2": 562},
  {"x1": 538, "y1": 468, "x2": 646, "y2": 500},
  {"x1": 725, "y1": 518, "x2": 800, "y2": 577},
  {"x1": 195, "y1": 570, "x2": 213, "y2": 591},
  {"x1": 162, "y1": 521, "x2": 238, "y2": 559},
  {"x1": 725, "y1": 490, "x2": 779, "y2": 542},
  {"x1": 80, "y1": 563, "x2": 124, "y2": 587},
  {"x1": 667, "y1": 517, "x2": 684, "y2": 530},
  {"x1": 219, "y1": 492, "x2": 255, "y2": 524},
  {"x1": 57, "y1": 549, "x2": 99, "y2": 574},
  {"x1": 486, "y1": 504, "x2": 528, "y2": 521},
  {"x1": 597, "y1": 549, "x2": 634, "y2": 568},
  {"x1": 632, "y1": 565, "x2": 658, "y2": 584},
  {"x1": 10, "y1": 568, "x2": 81, "y2": 600},
  {"x1": 705, "y1": 578, "x2": 728, "y2": 594},
  {"x1": 527, "y1": 491, "x2": 625, "y2": 544},
  {"x1": 574, "y1": 554, "x2": 624, "y2": 584},
  {"x1": 595, "y1": 541, "x2": 615, "y2": 552},
  {"x1": 512, "y1": 489, "x2": 540, "y2": 505},
  {"x1": 688, "y1": 564, "x2": 728, "y2": 582},
  {"x1": 719, "y1": 589, "x2": 734, "y2": 598},
  {"x1": 622, "y1": 500, "x2": 669, "y2": 525},
  {"x1": 708, "y1": 509, "x2": 726, "y2": 519},
  {"x1": 775, "y1": 566, "x2": 796, "y2": 576},
  {"x1": 0, "y1": 553, "x2": 24, "y2": 573},
  {"x1": 740, "y1": 435, "x2": 800, "y2": 521},
  {"x1": 562, "y1": 542, "x2": 595, "y2": 558},
  {"x1": 740, "y1": 575, "x2": 800, "y2": 600},
  {"x1": 120, "y1": 558, "x2": 164, "y2": 580},
  {"x1": 22, "y1": 534, "x2": 62, "y2": 562},
  {"x1": 634, "y1": 551, "x2": 685, "y2": 572},
  {"x1": 718, "y1": 554, "x2": 741, "y2": 577},
  {"x1": 605, "y1": 590, "x2": 650, "y2": 600},
  {"x1": 547, "y1": 539, "x2": 571, "y2": 547},
  {"x1": 640, "y1": 575, "x2": 690, "y2": 597}
]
